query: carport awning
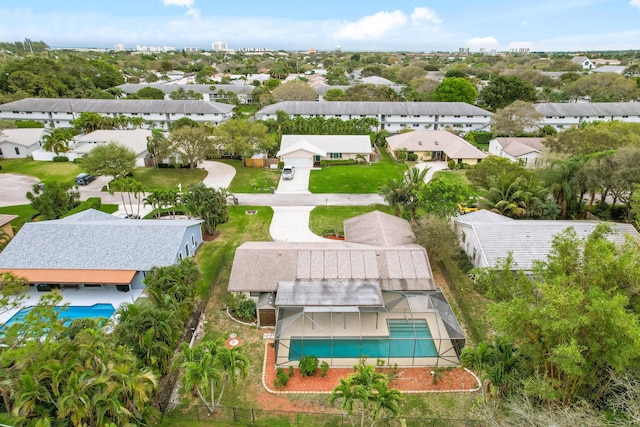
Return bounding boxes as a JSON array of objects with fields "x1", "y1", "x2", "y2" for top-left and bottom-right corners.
[
  {"x1": 275, "y1": 281, "x2": 383, "y2": 308},
  {"x1": 0, "y1": 269, "x2": 137, "y2": 285}
]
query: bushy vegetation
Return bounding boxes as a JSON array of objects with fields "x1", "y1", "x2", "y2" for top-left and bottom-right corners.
[{"x1": 298, "y1": 355, "x2": 319, "y2": 377}]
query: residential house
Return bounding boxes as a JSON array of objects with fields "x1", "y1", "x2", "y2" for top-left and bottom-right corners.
[
  {"x1": 32, "y1": 129, "x2": 151, "y2": 165},
  {"x1": 0, "y1": 214, "x2": 18, "y2": 238},
  {"x1": 255, "y1": 101, "x2": 493, "y2": 133},
  {"x1": 571, "y1": 56, "x2": 595, "y2": 70},
  {"x1": 228, "y1": 211, "x2": 465, "y2": 367},
  {"x1": 0, "y1": 98, "x2": 234, "y2": 130},
  {"x1": 453, "y1": 210, "x2": 639, "y2": 271},
  {"x1": 386, "y1": 130, "x2": 487, "y2": 165},
  {"x1": 535, "y1": 102, "x2": 640, "y2": 130},
  {"x1": 276, "y1": 135, "x2": 373, "y2": 168},
  {"x1": 0, "y1": 128, "x2": 50, "y2": 159},
  {"x1": 0, "y1": 209, "x2": 203, "y2": 294},
  {"x1": 488, "y1": 137, "x2": 544, "y2": 168}
]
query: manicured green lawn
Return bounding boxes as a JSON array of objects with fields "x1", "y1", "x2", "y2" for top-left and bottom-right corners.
[
  {"x1": 309, "y1": 149, "x2": 406, "y2": 193},
  {"x1": 309, "y1": 204, "x2": 394, "y2": 236},
  {"x1": 0, "y1": 158, "x2": 82, "y2": 185},
  {"x1": 131, "y1": 167, "x2": 208, "y2": 191},
  {"x1": 432, "y1": 169, "x2": 472, "y2": 186},
  {"x1": 0, "y1": 204, "x2": 38, "y2": 231},
  {"x1": 222, "y1": 159, "x2": 281, "y2": 193}
]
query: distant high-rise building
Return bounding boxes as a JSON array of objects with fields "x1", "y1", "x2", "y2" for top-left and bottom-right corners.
[
  {"x1": 183, "y1": 47, "x2": 200, "y2": 52},
  {"x1": 479, "y1": 48, "x2": 486, "y2": 53},
  {"x1": 459, "y1": 47, "x2": 469, "y2": 54},
  {"x1": 212, "y1": 41, "x2": 228, "y2": 51},
  {"x1": 114, "y1": 44, "x2": 125, "y2": 52}
]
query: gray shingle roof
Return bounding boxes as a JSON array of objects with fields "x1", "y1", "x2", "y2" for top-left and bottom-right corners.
[
  {"x1": 455, "y1": 212, "x2": 639, "y2": 270},
  {"x1": 256, "y1": 101, "x2": 493, "y2": 117},
  {"x1": 0, "y1": 210, "x2": 203, "y2": 271},
  {"x1": 386, "y1": 130, "x2": 487, "y2": 160},
  {"x1": 0, "y1": 98, "x2": 234, "y2": 115},
  {"x1": 344, "y1": 211, "x2": 415, "y2": 247},
  {"x1": 0, "y1": 128, "x2": 49, "y2": 147},
  {"x1": 535, "y1": 102, "x2": 640, "y2": 117},
  {"x1": 493, "y1": 137, "x2": 544, "y2": 157}
]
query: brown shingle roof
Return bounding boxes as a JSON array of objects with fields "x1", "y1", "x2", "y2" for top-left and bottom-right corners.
[{"x1": 386, "y1": 130, "x2": 487, "y2": 160}]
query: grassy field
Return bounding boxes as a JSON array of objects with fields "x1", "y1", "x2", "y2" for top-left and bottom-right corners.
[
  {"x1": 131, "y1": 167, "x2": 208, "y2": 191},
  {"x1": 0, "y1": 158, "x2": 83, "y2": 185},
  {"x1": 309, "y1": 204, "x2": 394, "y2": 236},
  {"x1": 0, "y1": 202, "x2": 118, "y2": 233},
  {"x1": 222, "y1": 159, "x2": 281, "y2": 193},
  {"x1": 432, "y1": 170, "x2": 472, "y2": 186},
  {"x1": 309, "y1": 149, "x2": 406, "y2": 194}
]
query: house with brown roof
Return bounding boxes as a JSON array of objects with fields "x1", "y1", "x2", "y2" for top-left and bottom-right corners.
[
  {"x1": 228, "y1": 211, "x2": 465, "y2": 367},
  {"x1": 488, "y1": 137, "x2": 545, "y2": 168},
  {"x1": 0, "y1": 214, "x2": 18, "y2": 239},
  {"x1": 386, "y1": 130, "x2": 487, "y2": 165}
]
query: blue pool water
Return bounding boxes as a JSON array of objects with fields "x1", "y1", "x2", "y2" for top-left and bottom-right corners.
[
  {"x1": 288, "y1": 319, "x2": 438, "y2": 360},
  {"x1": 3, "y1": 304, "x2": 115, "y2": 327}
]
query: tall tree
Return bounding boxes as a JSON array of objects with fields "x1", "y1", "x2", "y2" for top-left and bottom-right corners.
[
  {"x1": 26, "y1": 182, "x2": 80, "y2": 220},
  {"x1": 41, "y1": 129, "x2": 73, "y2": 156},
  {"x1": 271, "y1": 80, "x2": 317, "y2": 101},
  {"x1": 215, "y1": 346, "x2": 250, "y2": 406},
  {"x1": 182, "y1": 183, "x2": 236, "y2": 235},
  {"x1": 82, "y1": 142, "x2": 137, "y2": 182},
  {"x1": 432, "y1": 77, "x2": 478, "y2": 104},
  {"x1": 479, "y1": 75, "x2": 538, "y2": 110},
  {"x1": 212, "y1": 119, "x2": 271, "y2": 157},
  {"x1": 169, "y1": 125, "x2": 214, "y2": 169},
  {"x1": 490, "y1": 101, "x2": 543, "y2": 137}
]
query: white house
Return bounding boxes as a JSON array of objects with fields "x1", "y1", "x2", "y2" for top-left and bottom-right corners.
[
  {"x1": 488, "y1": 137, "x2": 544, "y2": 168},
  {"x1": 256, "y1": 101, "x2": 493, "y2": 133},
  {"x1": 0, "y1": 128, "x2": 51, "y2": 159},
  {"x1": 571, "y1": 56, "x2": 595, "y2": 70},
  {"x1": 0, "y1": 98, "x2": 234, "y2": 130},
  {"x1": 386, "y1": 130, "x2": 487, "y2": 165},
  {"x1": 276, "y1": 135, "x2": 373, "y2": 168},
  {"x1": 453, "y1": 210, "x2": 639, "y2": 271},
  {"x1": 32, "y1": 129, "x2": 152, "y2": 165}
]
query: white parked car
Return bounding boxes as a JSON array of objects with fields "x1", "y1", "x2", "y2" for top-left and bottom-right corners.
[{"x1": 282, "y1": 165, "x2": 295, "y2": 180}]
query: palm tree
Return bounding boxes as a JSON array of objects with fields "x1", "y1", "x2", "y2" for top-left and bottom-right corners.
[
  {"x1": 378, "y1": 179, "x2": 409, "y2": 217},
  {"x1": 215, "y1": 345, "x2": 250, "y2": 406},
  {"x1": 403, "y1": 166, "x2": 428, "y2": 221},
  {"x1": 42, "y1": 129, "x2": 73, "y2": 156},
  {"x1": 176, "y1": 342, "x2": 221, "y2": 413},
  {"x1": 109, "y1": 178, "x2": 146, "y2": 218},
  {"x1": 369, "y1": 381, "x2": 402, "y2": 426},
  {"x1": 329, "y1": 376, "x2": 360, "y2": 421}
]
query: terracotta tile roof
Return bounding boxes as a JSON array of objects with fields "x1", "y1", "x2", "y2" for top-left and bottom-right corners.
[{"x1": 1, "y1": 269, "x2": 137, "y2": 285}]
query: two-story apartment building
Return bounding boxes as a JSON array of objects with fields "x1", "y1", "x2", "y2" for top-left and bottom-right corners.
[
  {"x1": 0, "y1": 98, "x2": 234, "y2": 130},
  {"x1": 535, "y1": 102, "x2": 640, "y2": 130},
  {"x1": 116, "y1": 83, "x2": 255, "y2": 104},
  {"x1": 255, "y1": 101, "x2": 493, "y2": 133}
]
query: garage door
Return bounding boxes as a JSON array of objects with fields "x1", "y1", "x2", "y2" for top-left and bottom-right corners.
[{"x1": 283, "y1": 157, "x2": 311, "y2": 168}]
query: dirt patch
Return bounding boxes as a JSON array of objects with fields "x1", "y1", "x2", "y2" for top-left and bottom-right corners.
[
  {"x1": 261, "y1": 344, "x2": 479, "y2": 396},
  {"x1": 202, "y1": 230, "x2": 221, "y2": 241}
]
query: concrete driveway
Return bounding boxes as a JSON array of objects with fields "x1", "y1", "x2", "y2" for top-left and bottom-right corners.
[
  {"x1": 414, "y1": 161, "x2": 448, "y2": 183},
  {"x1": 0, "y1": 174, "x2": 39, "y2": 207},
  {"x1": 269, "y1": 206, "x2": 341, "y2": 242},
  {"x1": 275, "y1": 167, "x2": 311, "y2": 194},
  {"x1": 202, "y1": 160, "x2": 236, "y2": 189}
]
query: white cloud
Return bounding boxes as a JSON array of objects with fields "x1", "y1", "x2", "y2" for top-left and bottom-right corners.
[
  {"x1": 520, "y1": 20, "x2": 528, "y2": 26},
  {"x1": 163, "y1": 0, "x2": 200, "y2": 19},
  {"x1": 410, "y1": 7, "x2": 442, "y2": 25},
  {"x1": 334, "y1": 10, "x2": 407, "y2": 40},
  {"x1": 630, "y1": 0, "x2": 640, "y2": 10},
  {"x1": 465, "y1": 36, "x2": 500, "y2": 50}
]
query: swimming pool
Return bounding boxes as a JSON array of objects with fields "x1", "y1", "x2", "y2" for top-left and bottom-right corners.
[
  {"x1": 2, "y1": 303, "x2": 116, "y2": 327},
  {"x1": 288, "y1": 319, "x2": 438, "y2": 360}
]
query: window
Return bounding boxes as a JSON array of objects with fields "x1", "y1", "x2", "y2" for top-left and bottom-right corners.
[
  {"x1": 250, "y1": 292, "x2": 261, "y2": 297},
  {"x1": 413, "y1": 124, "x2": 420, "y2": 127},
  {"x1": 0, "y1": 148, "x2": 3, "y2": 155},
  {"x1": 14, "y1": 147, "x2": 20, "y2": 155},
  {"x1": 185, "y1": 243, "x2": 190, "y2": 257},
  {"x1": 400, "y1": 115, "x2": 407, "y2": 118},
  {"x1": 178, "y1": 253, "x2": 183, "y2": 260},
  {"x1": 329, "y1": 153, "x2": 343, "y2": 159},
  {"x1": 454, "y1": 115, "x2": 461, "y2": 118},
  {"x1": 191, "y1": 235, "x2": 195, "y2": 246}
]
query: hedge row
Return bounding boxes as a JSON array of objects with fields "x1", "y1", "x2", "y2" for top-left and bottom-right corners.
[
  {"x1": 61, "y1": 197, "x2": 102, "y2": 218},
  {"x1": 319, "y1": 159, "x2": 357, "y2": 167}
]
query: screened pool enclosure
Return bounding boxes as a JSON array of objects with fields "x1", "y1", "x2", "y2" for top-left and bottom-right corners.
[{"x1": 273, "y1": 282, "x2": 465, "y2": 367}]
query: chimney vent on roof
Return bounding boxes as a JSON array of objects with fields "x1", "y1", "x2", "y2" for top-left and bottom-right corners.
[
  {"x1": 418, "y1": 141, "x2": 422, "y2": 145},
  {"x1": 434, "y1": 140, "x2": 439, "y2": 146}
]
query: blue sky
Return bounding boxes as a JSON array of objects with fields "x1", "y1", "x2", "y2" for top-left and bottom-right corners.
[{"x1": 1, "y1": 0, "x2": 639, "y2": 52}]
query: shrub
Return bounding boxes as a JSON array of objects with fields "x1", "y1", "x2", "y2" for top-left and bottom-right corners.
[
  {"x1": 299, "y1": 355, "x2": 319, "y2": 377},
  {"x1": 278, "y1": 161, "x2": 285, "y2": 170},
  {"x1": 52, "y1": 156, "x2": 69, "y2": 162},
  {"x1": 407, "y1": 153, "x2": 418, "y2": 162},
  {"x1": 319, "y1": 159, "x2": 357, "y2": 167},
  {"x1": 15, "y1": 120, "x2": 44, "y2": 128},
  {"x1": 236, "y1": 299, "x2": 256, "y2": 322},
  {"x1": 274, "y1": 367, "x2": 289, "y2": 388},
  {"x1": 288, "y1": 366, "x2": 295, "y2": 377},
  {"x1": 447, "y1": 159, "x2": 456, "y2": 170},
  {"x1": 320, "y1": 361, "x2": 329, "y2": 377},
  {"x1": 61, "y1": 197, "x2": 101, "y2": 218}
]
